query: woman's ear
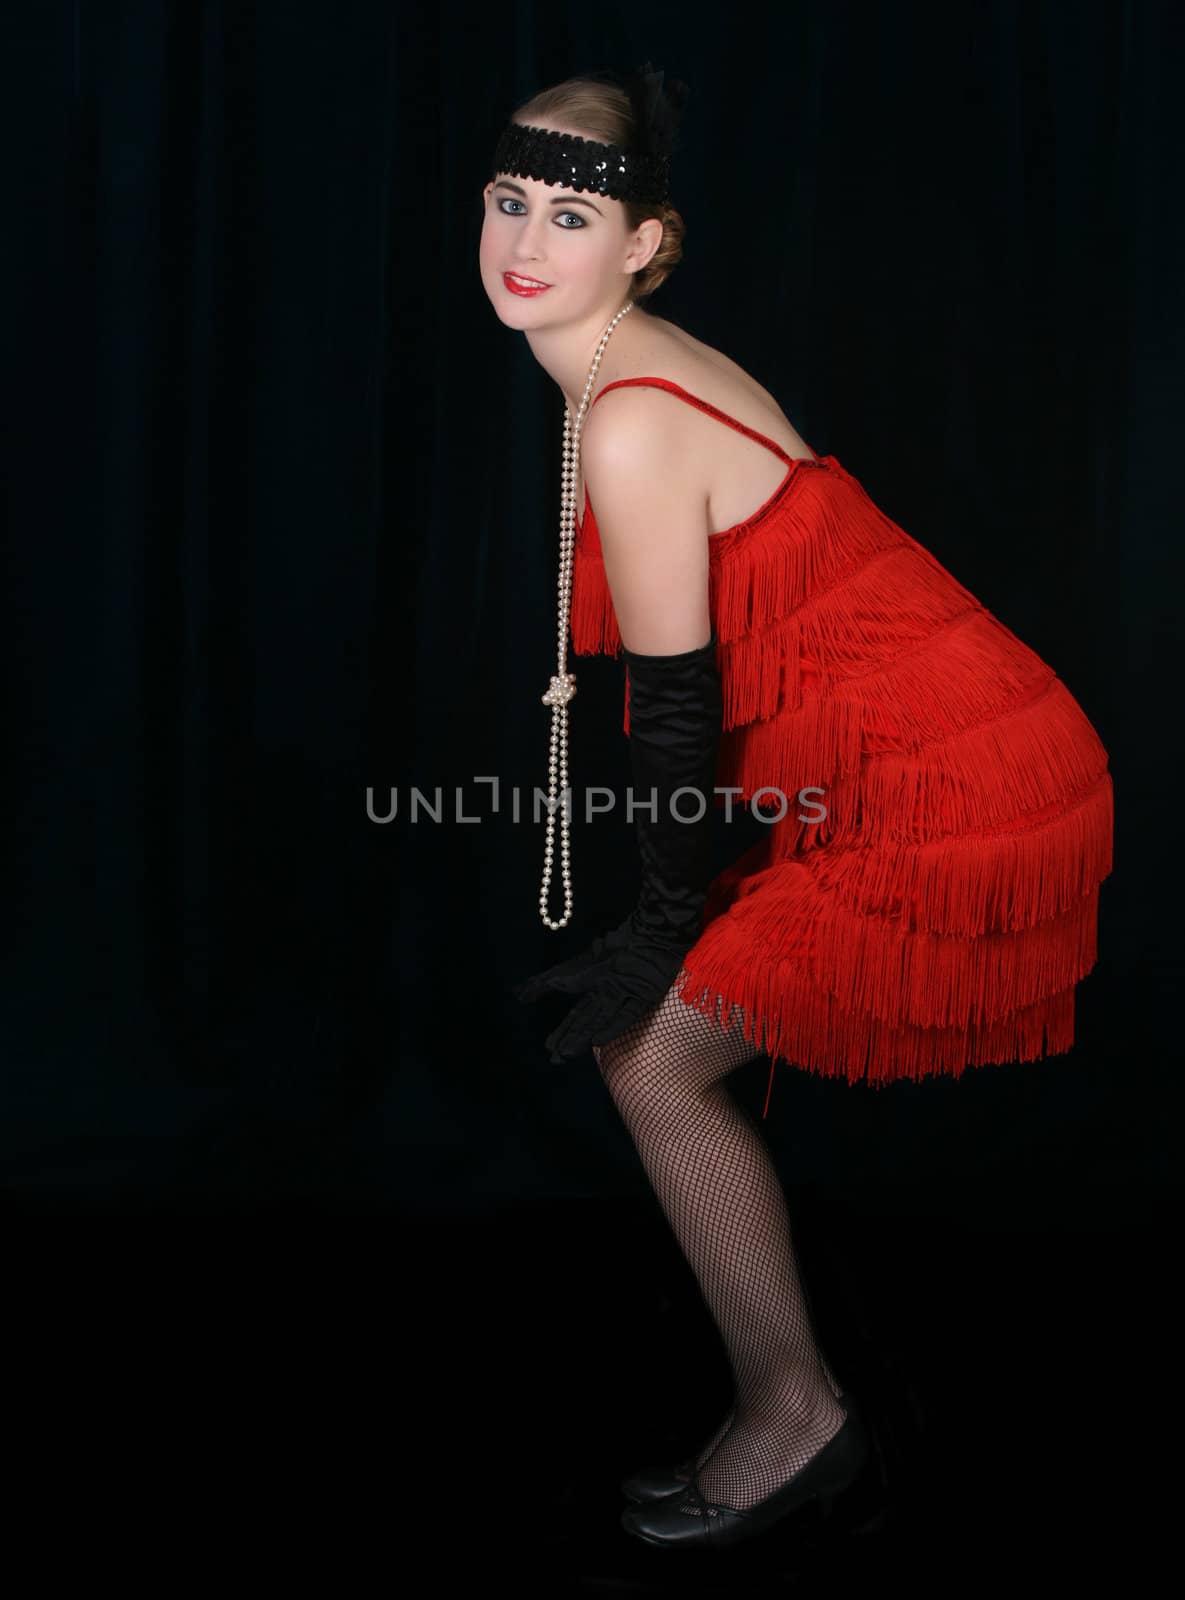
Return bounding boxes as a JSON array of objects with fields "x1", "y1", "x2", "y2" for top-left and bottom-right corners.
[{"x1": 626, "y1": 216, "x2": 664, "y2": 275}]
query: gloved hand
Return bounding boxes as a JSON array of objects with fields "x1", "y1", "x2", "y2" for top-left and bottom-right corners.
[
  {"x1": 515, "y1": 632, "x2": 722, "y2": 1064},
  {"x1": 512, "y1": 916, "x2": 634, "y2": 1005}
]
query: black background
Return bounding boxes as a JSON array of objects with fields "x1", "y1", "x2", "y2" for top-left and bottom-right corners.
[{"x1": 2, "y1": 3, "x2": 1177, "y2": 1587}]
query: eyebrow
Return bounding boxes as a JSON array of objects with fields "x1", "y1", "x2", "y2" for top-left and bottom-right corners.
[{"x1": 493, "y1": 179, "x2": 603, "y2": 215}]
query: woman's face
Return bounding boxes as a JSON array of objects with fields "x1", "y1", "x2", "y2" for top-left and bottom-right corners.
[{"x1": 479, "y1": 127, "x2": 648, "y2": 327}]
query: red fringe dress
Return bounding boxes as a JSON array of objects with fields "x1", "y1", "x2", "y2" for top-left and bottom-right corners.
[{"x1": 569, "y1": 377, "x2": 1114, "y2": 1116}]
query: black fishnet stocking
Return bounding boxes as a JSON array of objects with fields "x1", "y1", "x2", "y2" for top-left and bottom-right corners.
[{"x1": 593, "y1": 982, "x2": 847, "y2": 1516}]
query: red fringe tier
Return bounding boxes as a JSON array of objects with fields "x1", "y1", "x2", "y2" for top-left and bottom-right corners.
[{"x1": 568, "y1": 454, "x2": 1113, "y2": 1109}]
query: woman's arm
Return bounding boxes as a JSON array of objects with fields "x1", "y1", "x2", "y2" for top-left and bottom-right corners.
[
  {"x1": 580, "y1": 389, "x2": 712, "y2": 655},
  {"x1": 515, "y1": 393, "x2": 722, "y2": 1062}
]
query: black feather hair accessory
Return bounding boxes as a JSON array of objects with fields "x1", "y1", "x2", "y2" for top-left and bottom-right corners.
[{"x1": 619, "y1": 61, "x2": 691, "y2": 164}]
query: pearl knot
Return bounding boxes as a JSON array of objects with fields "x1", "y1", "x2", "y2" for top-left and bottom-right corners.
[{"x1": 542, "y1": 672, "x2": 577, "y2": 708}]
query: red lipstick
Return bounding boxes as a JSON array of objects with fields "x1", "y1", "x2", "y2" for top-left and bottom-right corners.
[{"x1": 503, "y1": 271, "x2": 552, "y2": 296}]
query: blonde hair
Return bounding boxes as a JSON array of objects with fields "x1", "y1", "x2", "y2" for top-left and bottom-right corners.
[{"x1": 504, "y1": 75, "x2": 686, "y2": 302}]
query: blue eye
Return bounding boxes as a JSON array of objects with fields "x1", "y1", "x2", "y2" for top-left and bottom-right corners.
[{"x1": 497, "y1": 199, "x2": 585, "y2": 228}]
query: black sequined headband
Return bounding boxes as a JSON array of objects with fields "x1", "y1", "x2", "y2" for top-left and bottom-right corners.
[{"x1": 491, "y1": 62, "x2": 690, "y2": 209}]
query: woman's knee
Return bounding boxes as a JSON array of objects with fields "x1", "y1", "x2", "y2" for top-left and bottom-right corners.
[{"x1": 590, "y1": 985, "x2": 763, "y2": 1106}]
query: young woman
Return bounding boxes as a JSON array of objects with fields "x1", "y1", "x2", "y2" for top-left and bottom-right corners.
[{"x1": 480, "y1": 66, "x2": 1113, "y2": 1552}]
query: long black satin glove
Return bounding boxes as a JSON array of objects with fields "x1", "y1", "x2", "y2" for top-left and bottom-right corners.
[
  {"x1": 511, "y1": 916, "x2": 633, "y2": 1005},
  {"x1": 515, "y1": 632, "x2": 722, "y2": 1064}
]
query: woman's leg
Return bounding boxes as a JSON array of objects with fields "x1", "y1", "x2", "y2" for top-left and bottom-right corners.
[{"x1": 593, "y1": 982, "x2": 847, "y2": 1514}]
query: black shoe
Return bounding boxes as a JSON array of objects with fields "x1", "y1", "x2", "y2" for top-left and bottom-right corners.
[
  {"x1": 620, "y1": 1389, "x2": 856, "y2": 1505},
  {"x1": 620, "y1": 1400, "x2": 869, "y2": 1550}
]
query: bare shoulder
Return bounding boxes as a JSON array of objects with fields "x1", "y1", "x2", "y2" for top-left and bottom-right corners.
[
  {"x1": 592, "y1": 313, "x2": 815, "y2": 459},
  {"x1": 580, "y1": 384, "x2": 709, "y2": 541},
  {"x1": 581, "y1": 378, "x2": 700, "y2": 477},
  {"x1": 580, "y1": 315, "x2": 816, "y2": 539}
]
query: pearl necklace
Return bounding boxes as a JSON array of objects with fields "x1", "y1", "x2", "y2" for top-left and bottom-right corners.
[{"x1": 538, "y1": 297, "x2": 636, "y2": 929}]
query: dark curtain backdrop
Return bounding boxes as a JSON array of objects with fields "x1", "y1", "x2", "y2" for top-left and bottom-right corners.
[
  {"x1": 3, "y1": 0, "x2": 1177, "y2": 1227},
  {"x1": 5, "y1": 4, "x2": 1180, "y2": 1574}
]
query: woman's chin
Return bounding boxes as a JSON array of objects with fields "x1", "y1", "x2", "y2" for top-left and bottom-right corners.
[{"x1": 492, "y1": 296, "x2": 556, "y2": 327}]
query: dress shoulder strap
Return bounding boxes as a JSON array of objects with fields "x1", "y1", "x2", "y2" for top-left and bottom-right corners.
[{"x1": 589, "y1": 376, "x2": 794, "y2": 465}]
